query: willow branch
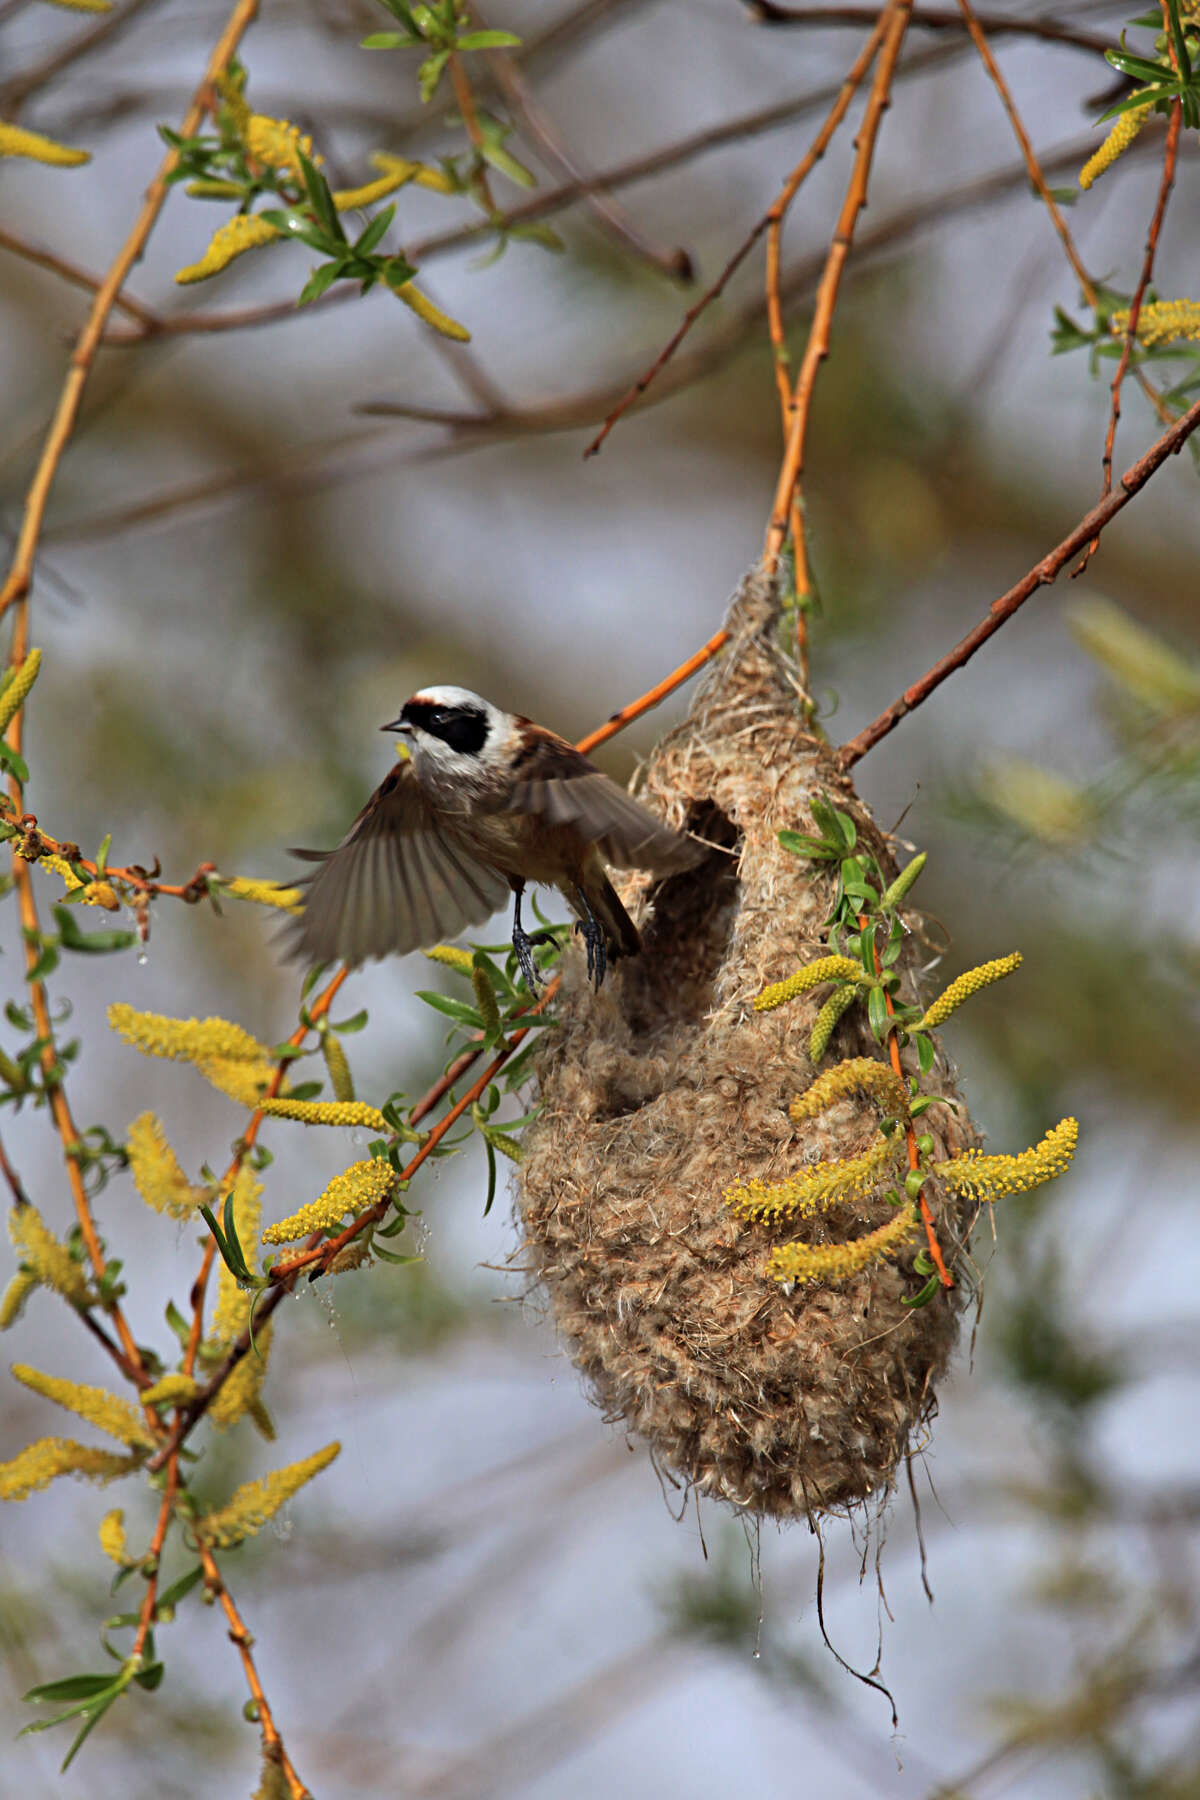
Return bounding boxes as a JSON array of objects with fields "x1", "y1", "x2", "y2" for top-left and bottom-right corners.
[
  {"x1": 836, "y1": 388, "x2": 1200, "y2": 767},
  {"x1": 763, "y1": 0, "x2": 914, "y2": 577}
]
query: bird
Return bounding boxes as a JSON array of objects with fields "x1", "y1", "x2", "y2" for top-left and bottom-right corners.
[{"x1": 285, "y1": 685, "x2": 702, "y2": 990}]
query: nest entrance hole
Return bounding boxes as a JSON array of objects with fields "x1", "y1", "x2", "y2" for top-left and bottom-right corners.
[{"x1": 621, "y1": 802, "x2": 741, "y2": 1044}]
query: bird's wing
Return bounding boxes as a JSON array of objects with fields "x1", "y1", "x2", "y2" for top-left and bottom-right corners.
[
  {"x1": 284, "y1": 762, "x2": 511, "y2": 968},
  {"x1": 504, "y1": 733, "x2": 700, "y2": 873}
]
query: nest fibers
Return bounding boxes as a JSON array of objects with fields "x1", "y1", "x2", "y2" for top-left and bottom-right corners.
[{"x1": 516, "y1": 567, "x2": 982, "y2": 1520}]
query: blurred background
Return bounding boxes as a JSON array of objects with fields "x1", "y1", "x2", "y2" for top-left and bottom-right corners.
[{"x1": 2, "y1": 0, "x2": 1199, "y2": 1792}]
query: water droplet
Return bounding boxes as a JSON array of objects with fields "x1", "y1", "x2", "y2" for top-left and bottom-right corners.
[{"x1": 137, "y1": 951, "x2": 148, "y2": 967}]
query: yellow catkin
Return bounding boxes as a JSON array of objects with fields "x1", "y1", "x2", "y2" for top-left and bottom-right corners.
[
  {"x1": 209, "y1": 1322, "x2": 273, "y2": 1432},
  {"x1": 789, "y1": 1056, "x2": 907, "y2": 1124},
  {"x1": 1069, "y1": 598, "x2": 1200, "y2": 714},
  {"x1": 97, "y1": 1508, "x2": 128, "y2": 1564},
  {"x1": 174, "y1": 212, "x2": 280, "y2": 284},
  {"x1": 224, "y1": 877, "x2": 304, "y2": 913},
  {"x1": 321, "y1": 1033, "x2": 355, "y2": 1103},
  {"x1": 10, "y1": 1365, "x2": 154, "y2": 1449},
  {"x1": 215, "y1": 71, "x2": 250, "y2": 137},
  {"x1": 0, "y1": 1437, "x2": 138, "y2": 1501},
  {"x1": 9, "y1": 1204, "x2": 90, "y2": 1306},
  {"x1": 197, "y1": 1058, "x2": 280, "y2": 1107},
  {"x1": 768, "y1": 1205, "x2": 922, "y2": 1286},
  {"x1": 725, "y1": 1134, "x2": 902, "y2": 1223},
  {"x1": 26, "y1": 850, "x2": 82, "y2": 890},
  {"x1": 257, "y1": 1098, "x2": 386, "y2": 1131},
  {"x1": 936, "y1": 1117, "x2": 1078, "y2": 1200},
  {"x1": 391, "y1": 281, "x2": 471, "y2": 341},
  {"x1": 108, "y1": 1003, "x2": 270, "y2": 1065},
  {"x1": 42, "y1": 0, "x2": 112, "y2": 11},
  {"x1": 0, "y1": 1270, "x2": 37, "y2": 1329},
  {"x1": 1111, "y1": 298, "x2": 1200, "y2": 348},
  {"x1": 0, "y1": 648, "x2": 41, "y2": 734},
  {"x1": 919, "y1": 952, "x2": 1022, "y2": 1029},
  {"x1": 423, "y1": 945, "x2": 474, "y2": 973},
  {"x1": 244, "y1": 114, "x2": 319, "y2": 179},
  {"x1": 209, "y1": 1169, "x2": 264, "y2": 1346},
  {"x1": 140, "y1": 1373, "x2": 201, "y2": 1408},
  {"x1": 753, "y1": 955, "x2": 864, "y2": 1013},
  {"x1": 127, "y1": 1113, "x2": 205, "y2": 1219},
  {"x1": 488, "y1": 1132, "x2": 523, "y2": 1164},
  {"x1": 808, "y1": 984, "x2": 859, "y2": 1062},
  {"x1": 1079, "y1": 104, "x2": 1151, "y2": 190},
  {"x1": 0, "y1": 121, "x2": 89, "y2": 166},
  {"x1": 262, "y1": 1159, "x2": 394, "y2": 1245},
  {"x1": 472, "y1": 966, "x2": 502, "y2": 1039},
  {"x1": 371, "y1": 150, "x2": 456, "y2": 194},
  {"x1": 196, "y1": 1441, "x2": 340, "y2": 1548}
]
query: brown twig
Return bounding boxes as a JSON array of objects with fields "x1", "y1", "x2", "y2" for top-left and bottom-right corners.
[
  {"x1": 763, "y1": 0, "x2": 914, "y2": 578},
  {"x1": 575, "y1": 626, "x2": 736, "y2": 755},
  {"x1": 0, "y1": 228, "x2": 161, "y2": 328},
  {"x1": 448, "y1": 48, "x2": 497, "y2": 213},
  {"x1": 836, "y1": 386, "x2": 1200, "y2": 768},
  {"x1": 0, "y1": 0, "x2": 261, "y2": 623},
  {"x1": 196, "y1": 1542, "x2": 310, "y2": 1800},
  {"x1": 99, "y1": 51, "x2": 968, "y2": 348},
  {"x1": 953, "y1": 0, "x2": 1096, "y2": 306},
  {"x1": 0, "y1": 0, "x2": 158, "y2": 116},
  {"x1": 745, "y1": 0, "x2": 1113, "y2": 55},
  {"x1": 54, "y1": 129, "x2": 1158, "y2": 550},
  {"x1": 131, "y1": 1453, "x2": 179, "y2": 1661},
  {"x1": 0, "y1": 1130, "x2": 31, "y2": 1207},
  {"x1": 584, "y1": 14, "x2": 891, "y2": 459},
  {"x1": 474, "y1": 1, "x2": 692, "y2": 280},
  {"x1": 1076, "y1": 99, "x2": 1182, "y2": 573}
]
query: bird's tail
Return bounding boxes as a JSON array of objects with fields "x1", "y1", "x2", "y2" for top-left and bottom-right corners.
[{"x1": 588, "y1": 874, "x2": 641, "y2": 961}]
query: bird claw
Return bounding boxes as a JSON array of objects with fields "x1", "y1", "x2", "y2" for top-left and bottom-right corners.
[{"x1": 511, "y1": 922, "x2": 543, "y2": 994}]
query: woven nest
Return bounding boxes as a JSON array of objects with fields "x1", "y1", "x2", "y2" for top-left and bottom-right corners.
[{"x1": 517, "y1": 567, "x2": 981, "y2": 1521}]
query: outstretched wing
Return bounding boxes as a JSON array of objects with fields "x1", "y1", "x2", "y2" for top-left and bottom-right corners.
[
  {"x1": 284, "y1": 762, "x2": 511, "y2": 968},
  {"x1": 505, "y1": 731, "x2": 700, "y2": 873}
]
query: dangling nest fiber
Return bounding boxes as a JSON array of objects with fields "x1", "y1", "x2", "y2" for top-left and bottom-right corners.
[{"x1": 517, "y1": 566, "x2": 981, "y2": 1520}]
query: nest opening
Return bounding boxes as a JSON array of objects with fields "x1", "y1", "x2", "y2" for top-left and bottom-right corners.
[{"x1": 619, "y1": 801, "x2": 742, "y2": 1048}]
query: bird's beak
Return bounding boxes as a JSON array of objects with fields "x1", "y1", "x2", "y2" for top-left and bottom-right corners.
[{"x1": 381, "y1": 717, "x2": 410, "y2": 735}]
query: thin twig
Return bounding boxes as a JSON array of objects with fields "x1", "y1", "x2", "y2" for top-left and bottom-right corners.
[
  {"x1": 0, "y1": 229, "x2": 161, "y2": 328},
  {"x1": 0, "y1": 0, "x2": 158, "y2": 117},
  {"x1": 0, "y1": 0, "x2": 261, "y2": 622},
  {"x1": 745, "y1": 0, "x2": 1113, "y2": 55},
  {"x1": 196, "y1": 1542, "x2": 311, "y2": 1800},
  {"x1": 1076, "y1": 99, "x2": 1182, "y2": 573},
  {"x1": 763, "y1": 0, "x2": 914, "y2": 577},
  {"x1": 475, "y1": 1, "x2": 693, "y2": 280},
  {"x1": 836, "y1": 386, "x2": 1200, "y2": 768},
  {"x1": 584, "y1": 14, "x2": 890, "y2": 458}
]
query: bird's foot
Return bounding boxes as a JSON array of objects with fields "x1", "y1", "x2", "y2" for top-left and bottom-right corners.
[
  {"x1": 573, "y1": 913, "x2": 607, "y2": 990},
  {"x1": 511, "y1": 922, "x2": 543, "y2": 994}
]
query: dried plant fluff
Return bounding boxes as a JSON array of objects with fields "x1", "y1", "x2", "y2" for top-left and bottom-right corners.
[{"x1": 517, "y1": 567, "x2": 982, "y2": 1520}]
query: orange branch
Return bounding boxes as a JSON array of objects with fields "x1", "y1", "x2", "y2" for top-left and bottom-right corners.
[
  {"x1": 197, "y1": 1542, "x2": 310, "y2": 1799},
  {"x1": 763, "y1": 0, "x2": 913, "y2": 578}
]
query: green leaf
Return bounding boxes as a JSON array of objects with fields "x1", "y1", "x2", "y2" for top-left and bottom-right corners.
[
  {"x1": 164, "y1": 1299, "x2": 191, "y2": 1348},
  {"x1": 916, "y1": 1034, "x2": 935, "y2": 1075},
  {"x1": 133, "y1": 1661, "x2": 164, "y2": 1692},
  {"x1": 23, "y1": 1674, "x2": 116, "y2": 1704},
  {"x1": 481, "y1": 1135, "x2": 497, "y2": 1216},
  {"x1": 258, "y1": 208, "x2": 340, "y2": 255},
  {"x1": 297, "y1": 261, "x2": 344, "y2": 306},
  {"x1": 419, "y1": 47, "x2": 451, "y2": 101},
  {"x1": 353, "y1": 203, "x2": 396, "y2": 257},
  {"x1": 373, "y1": 1244, "x2": 423, "y2": 1264},
  {"x1": 415, "y1": 990, "x2": 483, "y2": 1026},
  {"x1": 901, "y1": 1273, "x2": 941, "y2": 1310},
  {"x1": 0, "y1": 741, "x2": 29, "y2": 784},
  {"x1": 480, "y1": 140, "x2": 536, "y2": 189},
  {"x1": 156, "y1": 1565, "x2": 204, "y2": 1612},
  {"x1": 298, "y1": 150, "x2": 346, "y2": 242},
  {"x1": 866, "y1": 984, "x2": 890, "y2": 1041},
  {"x1": 361, "y1": 30, "x2": 415, "y2": 47},
  {"x1": 456, "y1": 29, "x2": 521, "y2": 49},
  {"x1": 777, "y1": 828, "x2": 834, "y2": 860},
  {"x1": 52, "y1": 908, "x2": 135, "y2": 955},
  {"x1": 332, "y1": 1009, "x2": 369, "y2": 1034}
]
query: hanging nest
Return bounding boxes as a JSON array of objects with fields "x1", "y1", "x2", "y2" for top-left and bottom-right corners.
[{"x1": 516, "y1": 565, "x2": 983, "y2": 1521}]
